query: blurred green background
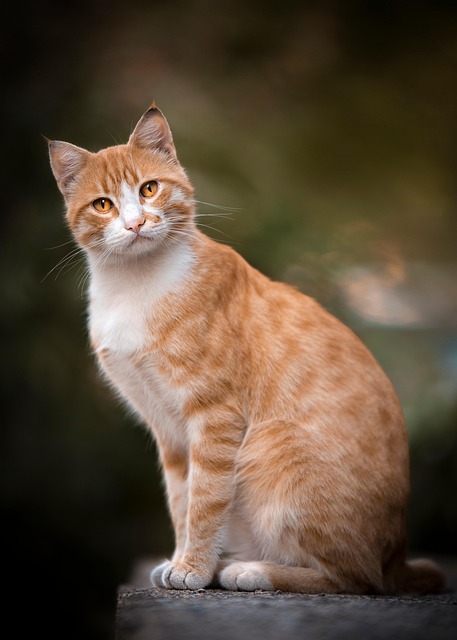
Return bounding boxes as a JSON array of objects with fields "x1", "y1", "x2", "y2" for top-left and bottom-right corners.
[{"x1": 2, "y1": 1, "x2": 457, "y2": 638}]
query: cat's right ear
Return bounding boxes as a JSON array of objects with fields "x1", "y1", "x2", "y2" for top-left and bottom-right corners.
[
  {"x1": 128, "y1": 104, "x2": 177, "y2": 159},
  {"x1": 48, "y1": 140, "x2": 91, "y2": 198}
]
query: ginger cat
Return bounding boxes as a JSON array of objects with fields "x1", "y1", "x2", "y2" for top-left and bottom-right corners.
[{"x1": 48, "y1": 103, "x2": 445, "y2": 594}]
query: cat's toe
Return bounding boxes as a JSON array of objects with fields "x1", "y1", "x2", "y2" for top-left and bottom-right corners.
[
  {"x1": 150, "y1": 560, "x2": 171, "y2": 587},
  {"x1": 163, "y1": 561, "x2": 211, "y2": 590},
  {"x1": 219, "y1": 562, "x2": 273, "y2": 591},
  {"x1": 183, "y1": 570, "x2": 210, "y2": 590}
]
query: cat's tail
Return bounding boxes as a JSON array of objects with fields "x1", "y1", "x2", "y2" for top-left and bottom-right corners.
[{"x1": 392, "y1": 558, "x2": 446, "y2": 594}]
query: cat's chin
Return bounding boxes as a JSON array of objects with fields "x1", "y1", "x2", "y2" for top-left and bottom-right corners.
[
  {"x1": 118, "y1": 234, "x2": 164, "y2": 258},
  {"x1": 85, "y1": 233, "x2": 166, "y2": 261}
]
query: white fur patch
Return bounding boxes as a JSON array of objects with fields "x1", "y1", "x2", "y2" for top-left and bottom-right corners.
[
  {"x1": 88, "y1": 242, "x2": 194, "y2": 354},
  {"x1": 150, "y1": 560, "x2": 171, "y2": 588},
  {"x1": 119, "y1": 180, "x2": 144, "y2": 230},
  {"x1": 87, "y1": 242, "x2": 195, "y2": 446},
  {"x1": 219, "y1": 562, "x2": 273, "y2": 591},
  {"x1": 100, "y1": 180, "x2": 166, "y2": 252}
]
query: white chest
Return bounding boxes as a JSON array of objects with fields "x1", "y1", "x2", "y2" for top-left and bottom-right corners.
[
  {"x1": 98, "y1": 347, "x2": 188, "y2": 448},
  {"x1": 86, "y1": 244, "x2": 195, "y2": 444},
  {"x1": 90, "y1": 285, "x2": 152, "y2": 354},
  {"x1": 88, "y1": 244, "x2": 194, "y2": 354}
]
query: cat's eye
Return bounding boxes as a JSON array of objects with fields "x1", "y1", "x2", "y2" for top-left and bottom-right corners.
[
  {"x1": 140, "y1": 180, "x2": 158, "y2": 198},
  {"x1": 93, "y1": 198, "x2": 113, "y2": 213}
]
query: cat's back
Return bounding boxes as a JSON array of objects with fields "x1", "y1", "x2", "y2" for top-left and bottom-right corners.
[{"x1": 221, "y1": 247, "x2": 408, "y2": 457}]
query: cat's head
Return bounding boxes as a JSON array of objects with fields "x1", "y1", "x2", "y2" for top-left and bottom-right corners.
[{"x1": 48, "y1": 104, "x2": 195, "y2": 259}]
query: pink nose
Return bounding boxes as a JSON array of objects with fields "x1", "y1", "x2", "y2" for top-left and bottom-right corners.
[{"x1": 125, "y1": 218, "x2": 145, "y2": 234}]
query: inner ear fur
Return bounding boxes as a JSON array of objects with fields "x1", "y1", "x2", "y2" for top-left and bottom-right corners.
[
  {"x1": 128, "y1": 103, "x2": 177, "y2": 158},
  {"x1": 48, "y1": 140, "x2": 91, "y2": 197}
]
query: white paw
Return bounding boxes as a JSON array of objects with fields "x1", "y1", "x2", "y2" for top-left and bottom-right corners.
[
  {"x1": 159, "y1": 561, "x2": 211, "y2": 590},
  {"x1": 219, "y1": 562, "x2": 273, "y2": 591},
  {"x1": 150, "y1": 560, "x2": 171, "y2": 587}
]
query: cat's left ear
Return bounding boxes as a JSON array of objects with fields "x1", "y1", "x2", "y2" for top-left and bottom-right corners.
[{"x1": 128, "y1": 103, "x2": 177, "y2": 159}]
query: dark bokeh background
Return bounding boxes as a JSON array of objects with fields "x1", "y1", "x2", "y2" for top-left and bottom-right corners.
[{"x1": 2, "y1": 1, "x2": 457, "y2": 638}]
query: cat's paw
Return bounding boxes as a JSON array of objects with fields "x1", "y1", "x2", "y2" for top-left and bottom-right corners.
[
  {"x1": 218, "y1": 561, "x2": 273, "y2": 591},
  {"x1": 162, "y1": 561, "x2": 212, "y2": 590},
  {"x1": 150, "y1": 560, "x2": 172, "y2": 587}
]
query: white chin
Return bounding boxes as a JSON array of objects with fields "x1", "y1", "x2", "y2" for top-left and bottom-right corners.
[{"x1": 119, "y1": 234, "x2": 163, "y2": 256}]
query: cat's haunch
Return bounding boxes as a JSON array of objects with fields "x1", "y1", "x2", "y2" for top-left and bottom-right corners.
[{"x1": 49, "y1": 104, "x2": 445, "y2": 594}]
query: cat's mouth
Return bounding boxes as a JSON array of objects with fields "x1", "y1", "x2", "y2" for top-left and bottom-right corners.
[
  {"x1": 128, "y1": 233, "x2": 152, "y2": 248},
  {"x1": 131, "y1": 232, "x2": 148, "y2": 241},
  {"x1": 125, "y1": 226, "x2": 166, "y2": 250}
]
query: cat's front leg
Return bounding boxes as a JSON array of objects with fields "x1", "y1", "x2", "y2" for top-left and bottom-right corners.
[
  {"x1": 151, "y1": 443, "x2": 189, "y2": 587},
  {"x1": 161, "y1": 416, "x2": 244, "y2": 590}
]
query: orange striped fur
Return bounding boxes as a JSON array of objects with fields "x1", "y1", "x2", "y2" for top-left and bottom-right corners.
[{"x1": 48, "y1": 104, "x2": 445, "y2": 594}]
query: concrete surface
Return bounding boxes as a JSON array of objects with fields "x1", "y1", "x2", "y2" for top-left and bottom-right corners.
[{"x1": 116, "y1": 558, "x2": 457, "y2": 640}]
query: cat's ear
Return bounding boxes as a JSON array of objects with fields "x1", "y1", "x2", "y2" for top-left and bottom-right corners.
[
  {"x1": 128, "y1": 103, "x2": 177, "y2": 159},
  {"x1": 48, "y1": 140, "x2": 91, "y2": 198}
]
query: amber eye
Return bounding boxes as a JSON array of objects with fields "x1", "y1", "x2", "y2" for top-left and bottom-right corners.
[
  {"x1": 93, "y1": 198, "x2": 113, "y2": 213},
  {"x1": 140, "y1": 180, "x2": 158, "y2": 198}
]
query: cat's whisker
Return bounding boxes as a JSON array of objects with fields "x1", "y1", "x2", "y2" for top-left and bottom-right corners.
[
  {"x1": 76, "y1": 264, "x2": 90, "y2": 292},
  {"x1": 55, "y1": 254, "x2": 90, "y2": 282},
  {"x1": 165, "y1": 231, "x2": 200, "y2": 249},
  {"x1": 192, "y1": 222, "x2": 239, "y2": 246},
  {"x1": 163, "y1": 236, "x2": 189, "y2": 253},
  {"x1": 194, "y1": 212, "x2": 234, "y2": 219},
  {"x1": 44, "y1": 238, "x2": 77, "y2": 250},
  {"x1": 174, "y1": 225, "x2": 237, "y2": 245},
  {"x1": 167, "y1": 217, "x2": 239, "y2": 247},
  {"x1": 76, "y1": 245, "x2": 109, "y2": 290},
  {"x1": 195, "y1": 221, "x2": 233, "y2": 238},
  {"x1": 166, "y1": 227, "x2": 209, "y2": 247},
  {"x1": 41, "y1": 246, "x2": 85, "y2": 283},
  {"x1": 93, "y1": 245, "x2": 117, "y2": 272},
  {"x1": 173, "y1": 227, "x2": 238, "y2": 247},
  {"x1": 42, "y1": 237, "x2": 108, "y2": 283},
  {"x1": 194, "y1": 199, "x2": 242, "y2": 212}
]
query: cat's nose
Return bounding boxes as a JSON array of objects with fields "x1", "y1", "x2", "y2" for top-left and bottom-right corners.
[{"x1": 125, "y1": 217, "x2": 145, "y2": 234}]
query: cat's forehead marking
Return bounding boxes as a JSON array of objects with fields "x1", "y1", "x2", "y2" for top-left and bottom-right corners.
[
  {"x1": 119, "y1": 180, "x2": 143, "y2": 227},
  {"x1": 95, "y1": 147, "x2": 141, "y2": 195},
  {"x1": 120, "y1": 180, "x2": 139, "y2": 206}
]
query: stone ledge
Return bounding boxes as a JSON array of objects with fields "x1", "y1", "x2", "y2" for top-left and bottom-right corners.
[{"x1": 116, "y1": 558, "x2": 457, "y2": 640}]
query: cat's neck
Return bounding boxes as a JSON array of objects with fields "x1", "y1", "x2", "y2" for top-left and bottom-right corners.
[
  {"x1": 87, "y1": 236, "x2": 196, "y2": 304},
  {"x1": 87, "y1": 235, "x2": 199, "y2": 354}
]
